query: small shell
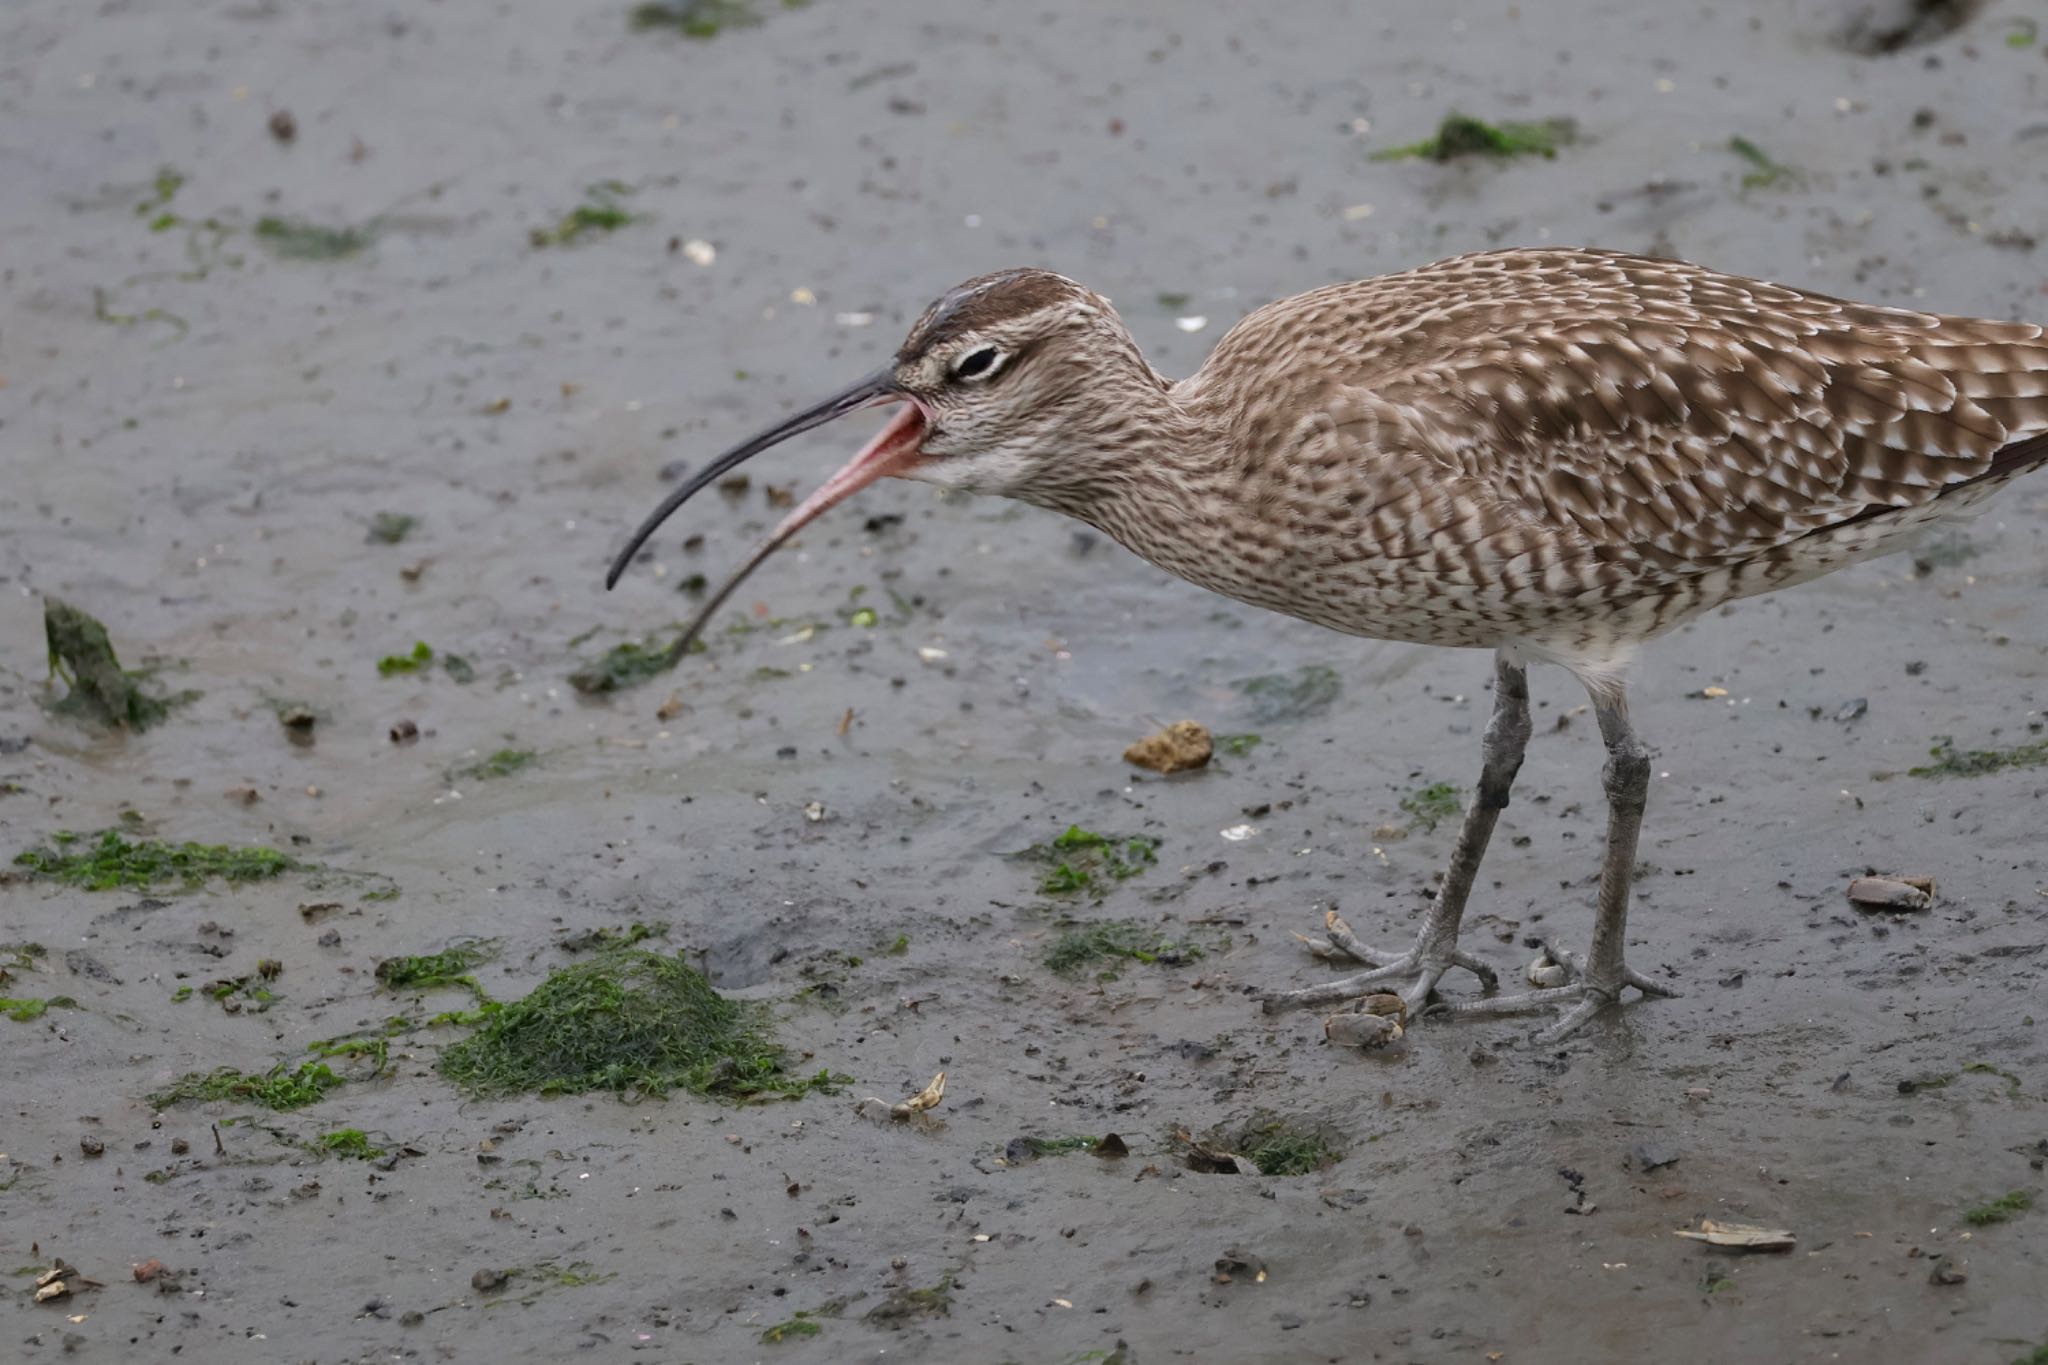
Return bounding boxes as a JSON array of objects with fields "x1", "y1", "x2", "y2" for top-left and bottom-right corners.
[
  {"x1": 1358, "y1": 992, "x2": 1407, "y2": 1020},
  {"x1": 1526, "y1": 952, "x2": 1569, "y2": 988},
  {"x1": 1324, "y1": 1011, "x2": 1403, "y2": 1048},
  {"x1": 1673, "y1": 1219, "x2": 1795, "y2": 1251},
  {"x1": 891, "y1": 1070, "x2": 946, "y2": 1118}
]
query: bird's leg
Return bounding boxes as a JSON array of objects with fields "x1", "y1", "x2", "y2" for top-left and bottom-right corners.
[
  {"x1": 1437, "y1": 688, "x2": 1677, "y2": 1042},
  {"x1": 1263, "y1": 653, "x2": 1528, "y2": 1017}
]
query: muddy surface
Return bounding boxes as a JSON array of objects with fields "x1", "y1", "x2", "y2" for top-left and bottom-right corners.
[{"x1": 4, "y1": 1, "x2": 2047, "y2": 1361}]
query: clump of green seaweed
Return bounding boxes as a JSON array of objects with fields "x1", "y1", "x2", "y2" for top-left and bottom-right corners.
[
  {"x1": 1021, "y1": 825, "x2": 1161, "y2": 896},
  {"x1": 1728, "y1": 136, "x2": 1798, "y2": 190},
  {"x1": 1963, "y1": 1189, "x2": 2034, "y2": 1227},
  {"x1": 1195, "y1": 1113, "x2": 1344, "y2": 1177},
  {"x1": 376, "y1": 939, "x2": 498, "y2": 1000},
  {"x1": 630, "y1": 0, "x2": 805, "y2": 39},
  {"x1": 568, "y1": 632, "x2": 696, "y2": 693},
  {"x1": 1398, "y1": 781, "x2": 1464, "y2": 833},
  {"x1": 437, "y1": 949, "x2": 840, "y2": 1101},
  {"x1": 2, "y1": 996, "x2": 77, "y2": 1023},
  {"x1": 1909, "y1": 735, "x2": 2048, "y2": 779},
  {"x1": 457, "y1": 749, "x2": 537, "y2": 782},
  {"x1": 13, "y1": 830, "x2": 301, "y2": 891},
  {"x1": 319, "y1": 1129, "x2": 385, "y2": 1160},
  {"x1": 150, "y1": 1060, "x2": 342, "y2": 1112},
  {"x1": 1373, "y1": 112, "x2": 1577, "y2": 163},
  {"x1": 1232, "y1": 663, "x2": 1341, "y2": 723},
  {"x1": 1043, "y1": 919, "x2": 1200, "y2": 977},
  {"x1": 367, "y1": 511, "x2": 417, "y2": 544},
  {"x1": 42, "y1": 598, "x2": 197, "y2": 731},
  {"x1": 253, "y1": 216, "x2": 375, "y2": 260},
  {"x1": 530, "y1": 182, "x2": 637, "y2": 247}
]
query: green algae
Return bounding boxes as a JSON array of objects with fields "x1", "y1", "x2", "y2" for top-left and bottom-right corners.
[
  {"x1": 1373, "y1": 112, "x2": 1576, "y2": 162},
  {"x1": 1043, "y1": 920, "x2": 1200, "y2": 977},
  {"x1": 13, "y1": 830, "x2": 301, "y2": 891},
  {"x1": 42, "y1": 598, "x2": 197, "y2": 731},
  {"x1": 437, "y1": 949, "x2": 841, "y2": 1101},
  {"x1": 1399, "y1": 781, "x2": 1463, "y2": 833},
  {"x1": 150, "y1": 1060, "x2": 343, "y2": 1112}
]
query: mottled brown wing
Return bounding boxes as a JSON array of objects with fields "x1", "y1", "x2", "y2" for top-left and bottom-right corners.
[{"x1": 1338, "y1": 251, "x2": 2048, "y2": 582}]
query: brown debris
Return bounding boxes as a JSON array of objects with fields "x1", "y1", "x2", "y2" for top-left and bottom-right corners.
[
  {"x1": 1212, "y1": 1247, "x2": 1267, "y2": 1284},
  {"x1": 1122, "y1": 720, "x2": 1213, "y2": 774}
]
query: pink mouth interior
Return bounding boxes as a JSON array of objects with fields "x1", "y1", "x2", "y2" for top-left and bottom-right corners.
[{"x1": 767, "y1": 401, "x2": 929, "y2": 543}]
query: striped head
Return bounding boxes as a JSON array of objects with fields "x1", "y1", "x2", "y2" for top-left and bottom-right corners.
[{"x1": 604, "y1": 268, "x2": 1169, "y2": 656}]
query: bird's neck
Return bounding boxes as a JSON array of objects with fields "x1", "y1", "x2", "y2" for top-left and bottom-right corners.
[{"x1": 1031, "y1": 382, "x2": 1236, "y2": 558}]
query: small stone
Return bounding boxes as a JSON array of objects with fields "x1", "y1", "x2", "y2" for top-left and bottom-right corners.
[
  {"x1": 171, "y1": 1137, "x2": 190, "y2": 1154},
  {"x1": 389, "y1": 718, "x2": 420, "y2": 744},
  {"x1": 79, "y1": 1135, "x2": 104, "y2": 1157},
  {"x1": 268, "y1": 109, "x2": 296, "y2": 142},
  {"x1": 400, "y1": 1310, "x2": 424, "y2": 1327},
  {"x1": 1629, "y1": 1140, "x2": 1679, "y2": 1171},
  {"x1": 472, "y1": 1267, "x2": 508, "y2": 1293},
  {"x1": 1927, "y1": 1255, "x2": 1967, "y2": 1286},
  {"x1": 132, "y1": 1258, "x2": 166, "y2": 1283}
]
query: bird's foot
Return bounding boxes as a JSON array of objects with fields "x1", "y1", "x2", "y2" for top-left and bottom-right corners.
[
  {"x1": 1429, "y1": 943, "x2": 1677, "y2": 1043},
  {"x1": 1261, "y1": 909, "x2": 1499, "y2": 1019}
]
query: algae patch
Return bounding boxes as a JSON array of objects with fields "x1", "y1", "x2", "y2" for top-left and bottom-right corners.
[
  {"x1": 1043, "y1": 920, "x2": 1201, "y2": 977},
  {"x1": 150, "y1": 1060, "x2": 343, "y2": 1112},
  {"x1": 319, "y1": 1129, "x2": 385, "y2": 1160},
  {"x1": 630, "y1": 0, "x2": 804, "y2": 38},
  {"x1": 1909, "y1": 735, "x2": 2048, "y2": 779},
  {"x1": 1398, "y1": 781, "x2": 1463, "y2": 833},
  {"x1": 2, "y1": 996, "x2": 77, "y2": 1023},
  {"x1": 568, "y1": 632, "x2": 696, "y2": 693},
  {"x1": 367, "y1": 511, "x2": 417, "y2": 545},
  {"x1": 1373, "y1": 112, "x2": 1577, "y2": 162},
  {"x1": 377, "y1": 642, "x2": 433, "y2": 677},
  {"x1": 760, "y1": 1315, "x2": 824, "y2": 1344},
  {"x1": 42, "y1": 598, "x2": 197, "y2": 731},
  {"x1": 253, "y1": 216, "x2": 375, "y2": 260},
  {"x1": 376, "y1": 939, "x2": 498, "y2": 998},
  {"x1": 437, "y1": 949, "x2": 841, "y2": 1101},
  {"x1": 1190, "y1": 1114, "x2": 1344, "y2": 1177},
  {"x1": 1728, "y1": 136, "x2": 1798, "y2": 189},
  {"x1": 457, "y1": 749, "x2": 537, "y2": 781},
  {"x1": 1232, "y1": 663, "x2": 1341, "y2": 723},
  {"x1": 530, "y1": 183, "x2": 637, "y2": 247},
  {"x1": 1018, "y1": 825, "x2": 1160, "y2": 896},
  {"x1": 1963, "y1": 1190, "x2": 2034, "y2": 1227},
  {"x1": 13, "y1": 830, "x2": 302, "y2": 891}
]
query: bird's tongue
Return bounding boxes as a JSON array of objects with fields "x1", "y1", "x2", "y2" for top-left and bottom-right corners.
[{"x1": 768, "y1": 401, "x2": 929, "y2": 543}]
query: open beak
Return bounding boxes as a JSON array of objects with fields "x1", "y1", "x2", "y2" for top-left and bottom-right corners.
[{"x1": 603, "y1": 368, "x2": 930, "y2": 664}]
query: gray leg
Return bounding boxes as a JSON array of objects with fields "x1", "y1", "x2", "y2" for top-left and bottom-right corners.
[
  {"x1": 1439, "y1": 686, "x2": 1677, "y2": 1041},
  {"x1": 1264, "y1": 652, "x2": 1529, "y2": 1016}
]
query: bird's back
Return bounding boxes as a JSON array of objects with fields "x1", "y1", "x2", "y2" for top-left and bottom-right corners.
[{"x1": 1158, "y1": 248, "x2": 2048, "y2": 672}]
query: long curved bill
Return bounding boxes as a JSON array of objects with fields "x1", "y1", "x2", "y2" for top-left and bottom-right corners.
[{"x1": 602, "y1": 368, "x2": 931, "y2": 666}]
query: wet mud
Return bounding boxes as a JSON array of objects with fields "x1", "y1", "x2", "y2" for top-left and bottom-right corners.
[{"x1": 2, "y1": 1, "x2": 2046, "y2": 1361}]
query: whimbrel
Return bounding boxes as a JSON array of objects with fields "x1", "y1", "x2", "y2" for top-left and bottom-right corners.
[{"x1": 607, "y1": 248, "x2": 2048, "y2": 1042}]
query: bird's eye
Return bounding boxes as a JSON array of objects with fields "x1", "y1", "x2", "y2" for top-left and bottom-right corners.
[{"x1": 952, "y1": 346, "x2": 1002, "y2": 380}]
